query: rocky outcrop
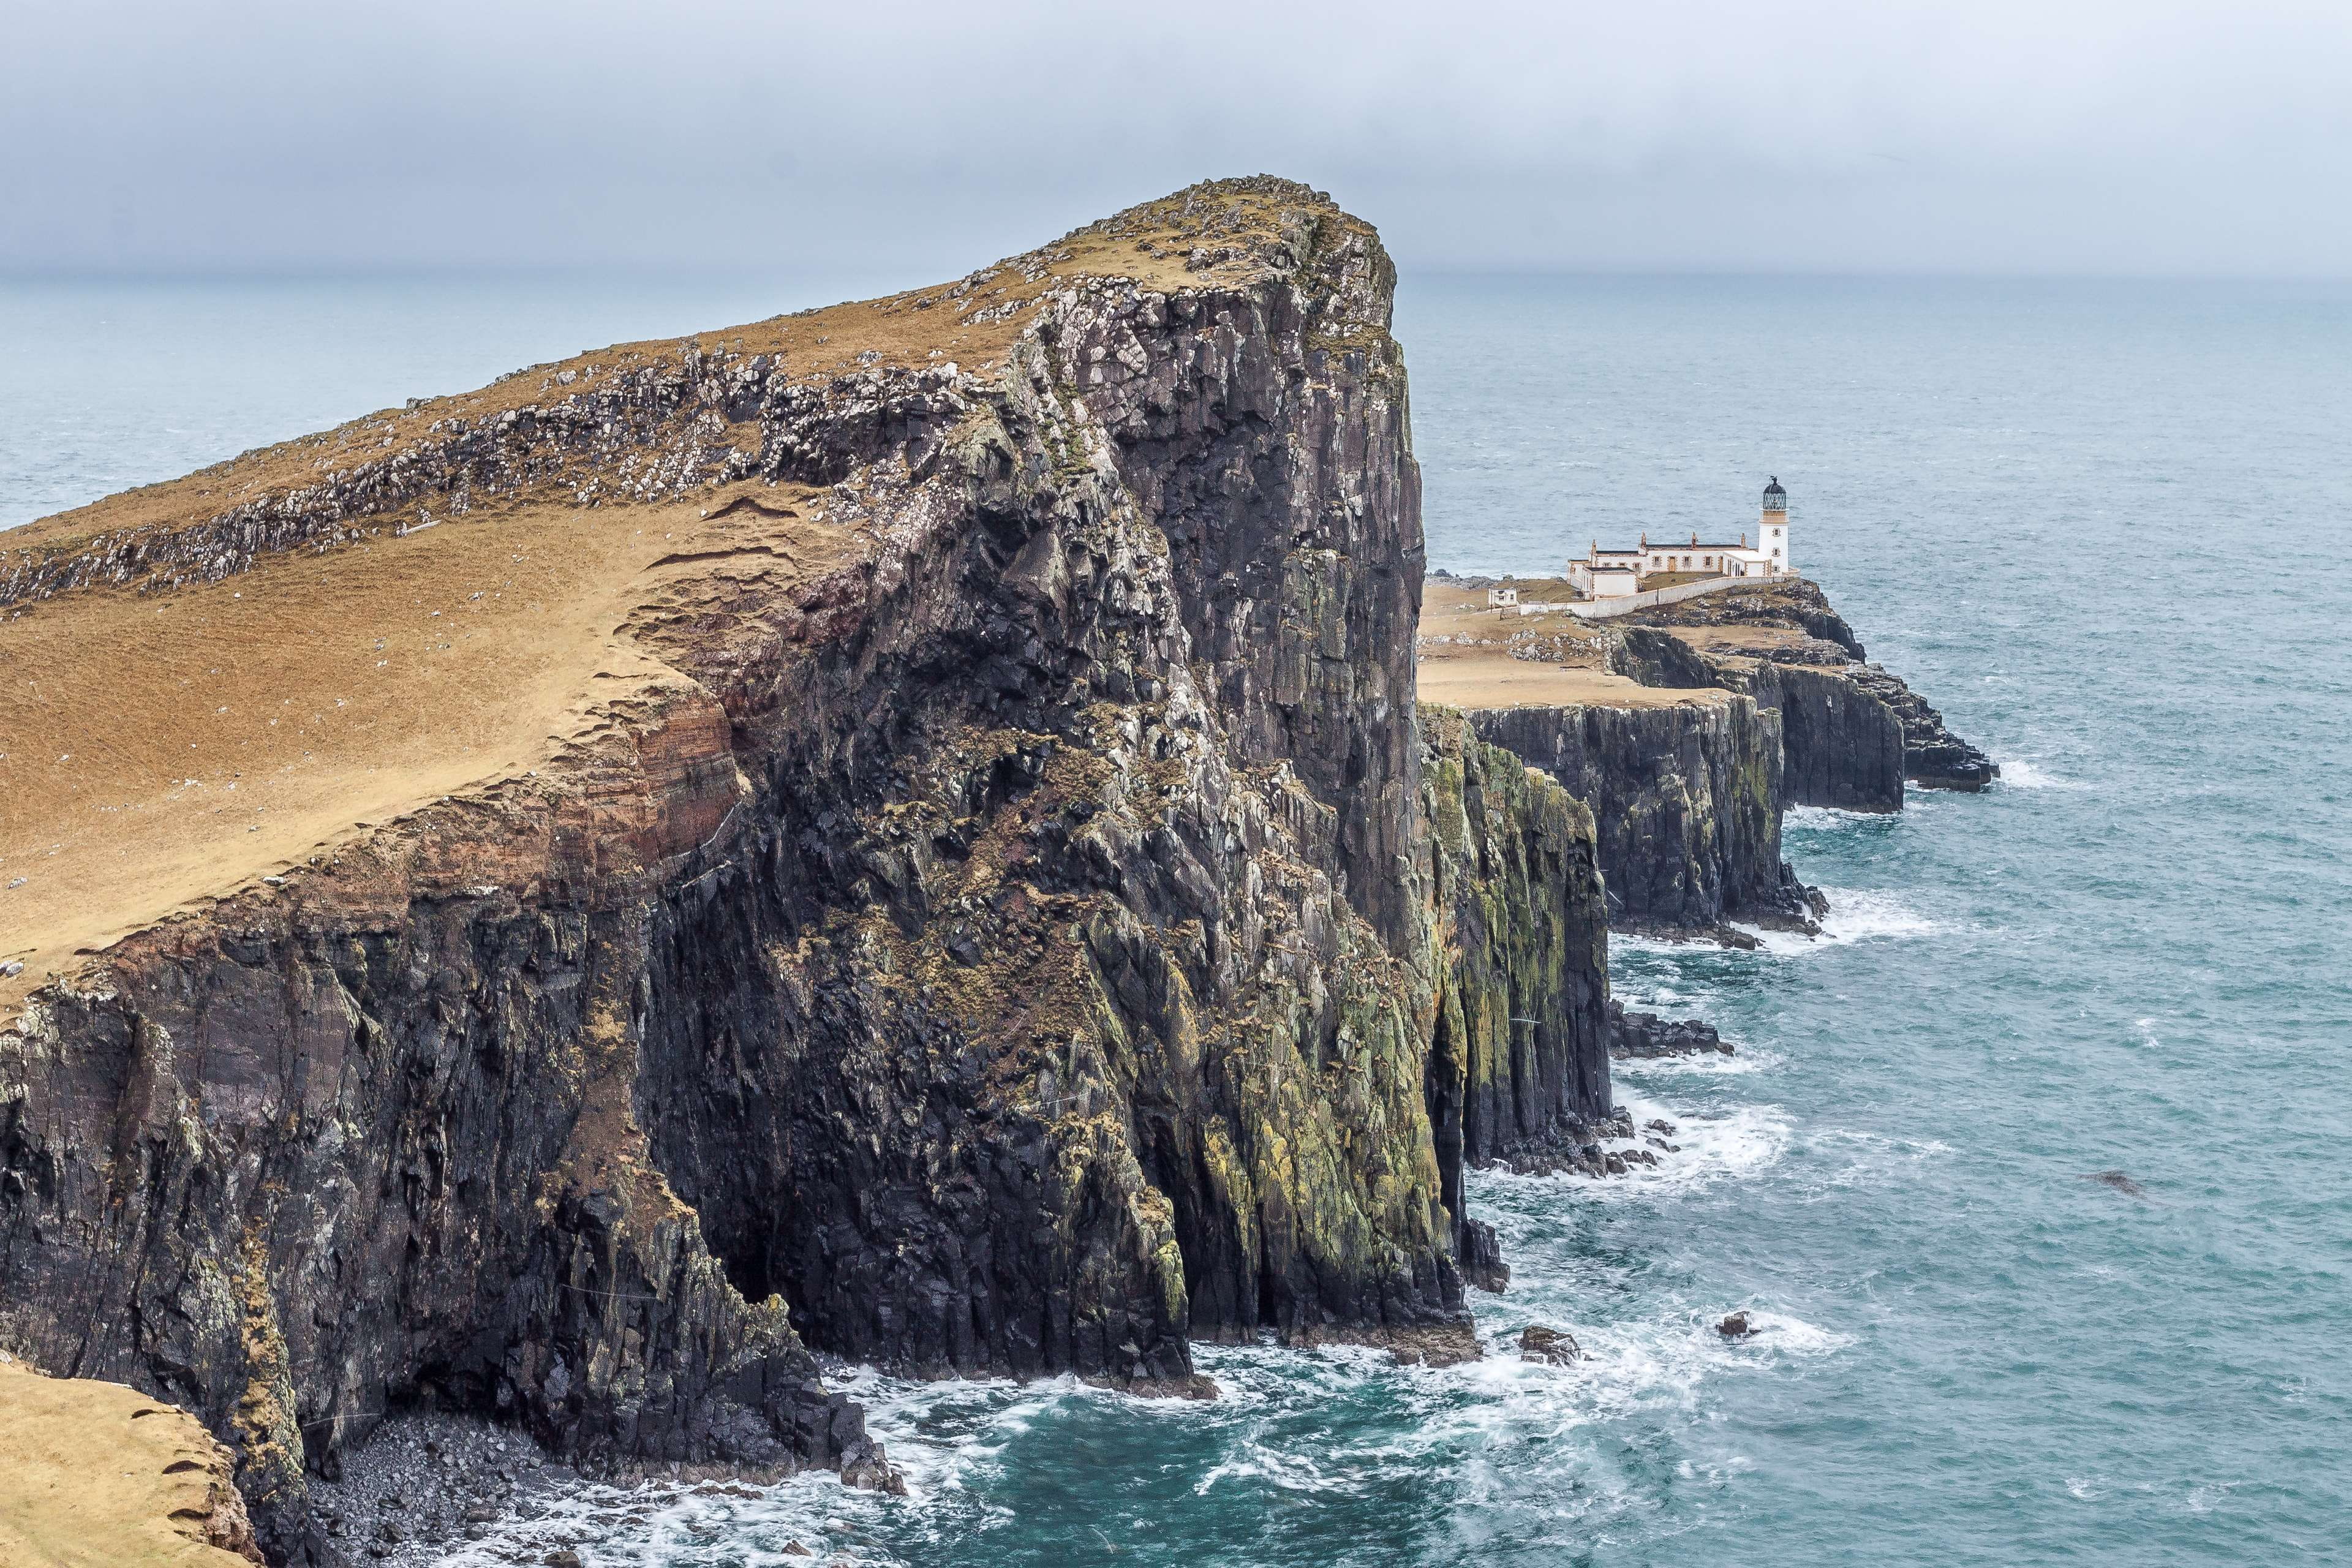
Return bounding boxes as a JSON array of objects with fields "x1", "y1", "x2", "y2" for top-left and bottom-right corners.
[
  {"x1": 1604, "y1": 998, "x2": 1731, "y2": 1059},
  {"x1": 1839, "y1": 663, "x2": 2000, "y2": 790},
  {"x1": 2, "y1": 180, "x2": 1596, "y2": 1558},
  {"x1": 1466, "y1": 700, "x2": 1819, "y2": 937},
  {"x1": 1627, "y1": 581, "x2": 1997, "y2": 793},
  {"x1": 1637, "y1": 575, "x2": 1865, "y2": 660}
]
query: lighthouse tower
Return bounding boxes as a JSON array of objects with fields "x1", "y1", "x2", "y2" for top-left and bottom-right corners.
[{"x1": 1760, "y1": 477, "x2": 1790, "y2": 575}]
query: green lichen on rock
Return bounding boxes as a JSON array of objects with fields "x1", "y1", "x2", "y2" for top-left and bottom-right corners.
[
  {"x1": 230, "y1": 1224, "x2": 305, "y2": 1536},
  {"x1": 1417, "y1": 708, "x2": 1611, "y2": 1224}
]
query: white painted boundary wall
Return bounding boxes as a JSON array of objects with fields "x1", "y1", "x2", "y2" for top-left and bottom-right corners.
[{"x1": 1562, "y1": 575, "x2": 1754, "y2": 621}]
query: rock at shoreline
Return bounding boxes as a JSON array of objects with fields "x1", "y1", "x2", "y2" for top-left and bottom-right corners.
[
  {"x1": 1605, "y1": 998, "x2": 1733, "y2": 1059},
  {"x1": 1839, "y1": 663, "x2": 2002, "y2": 791},
  {"x1": 1518, "y1": 1324, "x2": 1582, "y2": 1365},
  {"x1": 1372, "y1": 1324, "x2": 1488, "y2": 1369}
]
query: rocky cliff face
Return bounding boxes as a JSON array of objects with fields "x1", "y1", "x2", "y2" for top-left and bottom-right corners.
[
  {"x1": 1610, "y1": 626, "x2": 1907, "y2": 812},
  {"x1": 1417, "y1": 709, "x2": 1610, "y2": 1286},
  {"x1": 1, "y1": 180, "x2": 1613, "y2": 1560},
  {"x1": 1464, "y1": 699, "x2": 1818, "y2": 937}
]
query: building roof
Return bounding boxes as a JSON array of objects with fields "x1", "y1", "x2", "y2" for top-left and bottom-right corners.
[{"x1": 1589, "y1": 538, "x2": 1776, "y2": 557}]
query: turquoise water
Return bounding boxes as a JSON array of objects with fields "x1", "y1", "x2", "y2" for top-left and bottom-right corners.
[{"x1": 7, "y1": 273, "x2": 2350, "y2": 1564}]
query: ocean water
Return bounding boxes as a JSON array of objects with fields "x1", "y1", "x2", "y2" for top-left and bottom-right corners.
[{"x1": 7, "y1": 270, "x2": 2351, "y2": 1564}]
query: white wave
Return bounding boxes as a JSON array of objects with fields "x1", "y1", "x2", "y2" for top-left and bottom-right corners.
[
  {"x1": 2182, "y1": 1480, "x2": 2237, "y2": 1516},
  {"x1": 1722, "y1": 1310, "x2": 1852, "y2": 1357},
  {"x1": 1611, "y1": 1044, "x2": 1779, "y2": 1079},
  {"x1": 1805, "y1": 1128, "x2": 1953, "y2": 1160},
  {"x1": 1993, "y1": 756, "x2": 2087, "y2": 791},
  {"x1": 431, "y1": 1471, "x2": 901, "y2": 1568},
  {"x1": 2135, "y1": 1016, "x2": 2163, "y2": 1049},
  {"x1": 1731, "y1": 887, "x2": 1939, "y2": 955},
  {"x1": 1784, "y1": 1126, "x2": 1954, "y2": 1197},
  {"x1": 1476, "y1": 1086, "x2": 1792, "y2": 1200},
  {"x1": 1607, "y1": 930, "x2": 1722, "y2": 959},
  {"x1": 1785, "y1": 804, "x2": 1902, "y2": 831},
  {"x1": 2065, "y1": 1476, "x2": 2103, "y2": 1501},
  {"x1": 1607, "y1": 976, "x2": 1702, "y2": 1009},
  {"x1": 1194, "y1": 1439, "x2": 1356, "y2": 1498}
]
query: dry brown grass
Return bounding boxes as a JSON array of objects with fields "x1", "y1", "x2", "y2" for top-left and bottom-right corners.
[
  {"x1": 1417, "y1": 660, "x2": 1730, "y2": 712},
  {"x1": 0, "y1": 483, "x2": 847, "y2": 1014},
  {"x1": 1415, "y1": 576, "x2": 1732, "y2": 710},
  {"x1": 1664, "y1": 624, "x2": 1812, "y2": 653},
  {"x1": 0, "y1": 1357, "x2": 257, "y2": 1567}
]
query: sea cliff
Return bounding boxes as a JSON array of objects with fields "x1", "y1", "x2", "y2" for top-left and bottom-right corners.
[
  {"x1": 0, "y1": 179, "x2": 1618, "y2": 1561},
  {"x1": 0, "y1": 179, "x2": 1990, "y2": 1566}
]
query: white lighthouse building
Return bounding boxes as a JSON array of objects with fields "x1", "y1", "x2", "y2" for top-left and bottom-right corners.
[{"x1": 1567, "y1": 478, "x2": 1795, "y2": 599}]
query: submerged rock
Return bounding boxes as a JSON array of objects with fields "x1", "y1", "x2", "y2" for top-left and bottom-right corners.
[{"x1": 2086, "y1": 1169, "x2": 2149, "y2": 1199}]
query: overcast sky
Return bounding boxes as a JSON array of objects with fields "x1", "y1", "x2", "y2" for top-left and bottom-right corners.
[{"x1": 6, "y1": 0, "x2": 2349, "y2": 279}]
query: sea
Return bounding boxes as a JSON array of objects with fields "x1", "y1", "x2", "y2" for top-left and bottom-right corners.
[{"x1": 6, "y1": 269, "x2": 2350, "y2": 1565}]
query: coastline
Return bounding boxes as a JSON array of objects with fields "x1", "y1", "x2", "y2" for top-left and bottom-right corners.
[{"x1": 0, "y1": 183, "x2": 2000, "y2": 1566}]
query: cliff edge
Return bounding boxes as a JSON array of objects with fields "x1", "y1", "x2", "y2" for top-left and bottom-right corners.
[{"x1": 0, "y1": 1354, "x2": 263, "y2": 1567}]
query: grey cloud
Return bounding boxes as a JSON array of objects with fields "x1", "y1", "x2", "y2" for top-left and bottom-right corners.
[{"x1": 4, "y1": 0, "x2": 2347, "y2": 276}]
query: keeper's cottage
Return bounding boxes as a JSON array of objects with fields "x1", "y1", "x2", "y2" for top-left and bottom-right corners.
[{"x1": 1567, "y1": 478, "x2": 1793, "y2": 600}]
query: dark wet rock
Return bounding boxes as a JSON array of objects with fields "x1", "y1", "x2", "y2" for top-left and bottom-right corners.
[
  {"x1": 1352, "y1": 1322, "x2": 1485, "y2": 1368},
  {"x1": 1611, "y1": 626, "x2": 1904, "y2": 813},
  {"x1": 295, "y1": 1411, "x2": 587, "y2": 1567},
  {"x1": 1718, "y1": 1312, "x2": 1755, "y2": 1338},
  {"x1": 1605, "y1": 998, "x2": 1733, "y2": 1059},
  {"x1": 2086, "y1": 1169, "x2": 2148, "y2": 1199},
  {"x1": 1420, "y1": 707, "x2": 1613, "y2": 1210},
  {"x1": 1518, "y1": 1324, "x2": 1582, "y2": 1365},
  {"x1": 1457, "y1": 1216, "x2": 1512, "y2": 1295}
]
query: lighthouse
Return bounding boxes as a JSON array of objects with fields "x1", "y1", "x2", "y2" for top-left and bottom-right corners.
[
  {"x1": 1760, "y1": 477, "x2": 1790, "y2": 575},
  {"x1": 1564, "y1": 476, "x2": 1799, "y2": 598}
]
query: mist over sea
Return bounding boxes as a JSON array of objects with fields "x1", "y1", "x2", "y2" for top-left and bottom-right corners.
[{"x1": 7, "y1": 270, "x2": 2350, "y2": 1565}]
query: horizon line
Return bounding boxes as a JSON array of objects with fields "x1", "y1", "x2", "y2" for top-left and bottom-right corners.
[{"x1": 5, "y1": 262, "x2": 2350, "y2": 288}]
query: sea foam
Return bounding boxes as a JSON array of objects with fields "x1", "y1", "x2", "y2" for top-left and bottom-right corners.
[
  {"x1": 1732, "y1": 886, "x2": 1940, "y2": 955},
  {"x1": 1992, "y1": 755, "x2": 2088, "y2": 791}
]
